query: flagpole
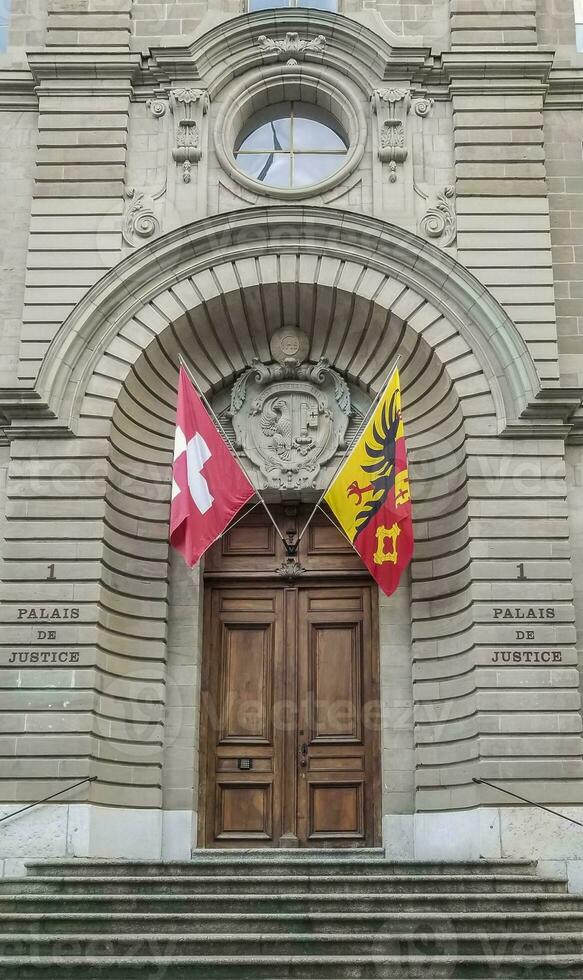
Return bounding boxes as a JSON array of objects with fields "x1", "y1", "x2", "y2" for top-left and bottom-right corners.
[
  {"x1": 297, "y1": 355, "x2": 402, "y2": 544},
  {"x1": 222, "y1": 499, "x2": 262, "y2": 536},
  {"x1": 177, "y1": 354, "x2": 287, "y2": 546},
  {"x1": 316, "y1": 504, "x2": 355, "y2": 550}
]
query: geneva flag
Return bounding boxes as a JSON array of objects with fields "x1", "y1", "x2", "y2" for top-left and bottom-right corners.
[
  {"x1": 324, "y1": 368, "x2": 413, "y2": 598},
  {"x1": 170, "y1": 368, "x2": 255, "y2": 567}
]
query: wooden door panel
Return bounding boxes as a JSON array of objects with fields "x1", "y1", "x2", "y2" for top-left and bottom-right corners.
[
  {"x1": 215, "y1": 782, "x2": 272, "y2": 841},
  {"x1": 311, "y1": 623, "x2": 362, "y2": 742},
  {"x1": 219, "y1": 624, "x2": 273, "y2": 743},
  {"x1": 201, "y1": 588, "x2": 284, "y2": 847},
  {"x1": 299, "y1": 511, "x2": 366, "y2": 574},
  {"x1": 310, "y1": 782, "x2": 365, "y2": 839},
  {"x1": 204, "y1": 506, "x2": 368, "y2": 579},
  {"x1": 297, "y1": 586, "x2": 378, "y2": 846},
  {"x1": 204, "y1": 511, "x2": 280, "y2": 576}
]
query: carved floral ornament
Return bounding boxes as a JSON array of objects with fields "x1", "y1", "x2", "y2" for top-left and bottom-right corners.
[
  {"x1": 372, "y1": 88, "x2": 434, "y2": 183},
  {"x1": 145, "y1": 88, "x2": 211, "y2": 183},
  {"x1": 257, "y1": 32, "x2": 327, "y2": 66},
  {"x1": 170, "y1": 88, "x2": 210, "y2": 183}
]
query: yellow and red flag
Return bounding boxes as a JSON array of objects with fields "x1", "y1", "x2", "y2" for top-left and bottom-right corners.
[{"x1": 324, "y1": 368, "x2": 413, "y2": 598}]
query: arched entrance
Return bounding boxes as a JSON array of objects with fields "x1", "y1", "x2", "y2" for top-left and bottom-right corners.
[{"x1": 23, "y1": 205, "x2": 553, "y2": 858}]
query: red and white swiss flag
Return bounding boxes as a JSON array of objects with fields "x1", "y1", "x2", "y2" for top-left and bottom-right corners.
[{"x1": 170, "y1": 368, "x2": 255, "y2": 567}]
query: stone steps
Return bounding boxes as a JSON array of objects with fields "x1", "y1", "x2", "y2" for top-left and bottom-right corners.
[
  {"x1": 24, "y1": 857, "x2": 537, "y2": 878},
  {"x1": 0, "y1": 854, "x2": 578, "y2": 977},
  {"x1": 2, "y1": 954, "x2": 583, "y2": 979},
  {"x1": 1, "y1": 874, "x2": 566, "y2": 896},
  {"x1": 0, "y1": 891, "x2": 581, "y2": 913},
  {"x1": 0, "y1": 930, "x2": 582, "y2": 956},
  {"x1": 1, "y1": 910, "x2": 583, "y2": 935}
]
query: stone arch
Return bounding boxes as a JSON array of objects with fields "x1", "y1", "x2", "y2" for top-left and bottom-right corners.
[
  {"x1": 38, "y1": 208, "x2": 539, "y2": 433},
  {"x1": 35, "y1": 208, "x2": 541, "y2": 818}
]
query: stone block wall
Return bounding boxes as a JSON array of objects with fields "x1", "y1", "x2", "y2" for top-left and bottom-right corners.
[
  {"x1": 545, "y1": 107, "x2": 583, "y2": 390},
  {"x1": 537, "y1": 0, "x2": 580, "y2": 59},
  {"x1": 0, "y1": 107, "x2": 36, "y2": 389},
  {"x1": 5, "y1": 0, "x2": 46, "y2": 60},
  {"x1": 380, "y1": 577, "x2": 415, "y2": 816}
]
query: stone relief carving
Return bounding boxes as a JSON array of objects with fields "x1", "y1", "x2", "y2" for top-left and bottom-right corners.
[
  {"x1": 257, "y1": 32, "x2": 326, "y2": 65},
  {"x1": 146, "y1": 97, "x2": 167, "y2": 118},
  {"x1": 418, "y1": 185, "x2": 457, "y2": 247},
  {"x1": 228, "y1": 328, "x2": 353, "y2": 490},
  {"x1": 122, "y1": 186, "x2": 164, "y2": 248},
  {"x1": 372, "y1": 89, "x2": 410, "y2": 183},
  {"x1": 413, "y1": 97, "x2": 434, "y2": 118},
  {"x1": 372, "y1": 89, "x2": 434, "y2": 184},
  {"x1": 170, "y1": 88, "x2": 210, "y2": 183},
  {"x1": 122, "y1": 99, "x2": 169, "y2": 250}
]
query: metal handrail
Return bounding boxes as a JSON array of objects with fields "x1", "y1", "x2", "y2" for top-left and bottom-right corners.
[
  {"x1": 473, "y1": 776, "x2": 583, "y2": 829},
  {"x1": 0, "y1": 777, "x2": 97, "y2": 825}
]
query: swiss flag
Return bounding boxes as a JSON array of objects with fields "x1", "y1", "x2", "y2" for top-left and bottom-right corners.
[{"x1": 170, "y1": 368, "x2": 255, "y2": 567}]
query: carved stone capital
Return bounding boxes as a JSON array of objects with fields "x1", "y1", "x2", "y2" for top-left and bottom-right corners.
[{"x1": 169, "y1": 88, "x2": 210, "y2": 183}]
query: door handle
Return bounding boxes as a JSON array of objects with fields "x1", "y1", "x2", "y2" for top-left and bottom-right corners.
[{"x1": 299, "y1": 742, "x2": 308, "y2": 768}]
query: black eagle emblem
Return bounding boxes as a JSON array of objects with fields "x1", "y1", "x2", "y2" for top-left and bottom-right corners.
[{"x1": 347, "y1": 390, "x2": 401, "y2": 537}]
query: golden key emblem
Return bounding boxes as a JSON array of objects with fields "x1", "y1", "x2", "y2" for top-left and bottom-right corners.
[{"x1": 374, "y1": 523, "x2": 401, "y2": 566}]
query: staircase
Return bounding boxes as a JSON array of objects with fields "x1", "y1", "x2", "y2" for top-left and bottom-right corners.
[{"x1": 0, "y1": 850, "x2": 582, "y2": 977}]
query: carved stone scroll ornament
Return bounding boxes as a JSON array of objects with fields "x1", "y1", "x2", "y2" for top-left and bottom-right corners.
[
  {"x1": 169, "y1": 88, "x2": 210, "y2": 183},
  {"x1": 418, "y1": 185, "x2": 457, "y2": 248},
  {"x1": 257, "y1": 32, "x2": 326, "y2": 66},
  {"x1": 122, "y1": 188, "x2": 162, "y2": 248},
  {"x1": 229, "y1": 328, "x2": 352, "y2": 491},
  {"x1": 412, "y1": 97, "x2": 434, "y2": 118}
]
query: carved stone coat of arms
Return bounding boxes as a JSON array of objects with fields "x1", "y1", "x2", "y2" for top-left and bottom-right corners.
[{"x1": 228, "y1": 329, "x2": 353, "y2": 491}]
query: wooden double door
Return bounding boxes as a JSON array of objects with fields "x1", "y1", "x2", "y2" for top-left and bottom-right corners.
[{"x1": 199, "y1": 509, "x2": 381, "y2": 848}]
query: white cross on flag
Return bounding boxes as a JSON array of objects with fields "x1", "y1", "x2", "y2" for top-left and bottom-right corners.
[{"x1": 170, "y1": 367, "x2": 255, "y2": 567}]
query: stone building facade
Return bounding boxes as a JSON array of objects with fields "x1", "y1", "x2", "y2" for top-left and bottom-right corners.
[{"x1": 1, "y1": 0, "x2": 583, "y2": 885}]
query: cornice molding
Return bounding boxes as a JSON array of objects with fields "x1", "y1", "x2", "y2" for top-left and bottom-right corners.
[
  {"x1": 503, "y1": 388, "x2": 583, "y2": 441},
  {"x1": 443, "y1": 52, "x2": 554, "y2": 94},
  {"x1": 0, "y1": 70, "x2": 37, "y2": 109},
  {"x1": 0, "y1": 387, "x2": 59, "y2": 440},
  {"x1": 545, "y1": 67, "x2": 583, "y2": 109},
  {"x1": 27, "y1": 51, "x2": 144, "y2": 84},
  {"x1": 0, "y1": 34, "x2": 574, "y2": 110},
  {"x1": 146, "y1": 9, "x2": 432, "y2": 90}
]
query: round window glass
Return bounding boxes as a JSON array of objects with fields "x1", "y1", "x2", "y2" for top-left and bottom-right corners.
[{"x1": 234, "y1": 102, "x2": 349, "y2": 189}]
